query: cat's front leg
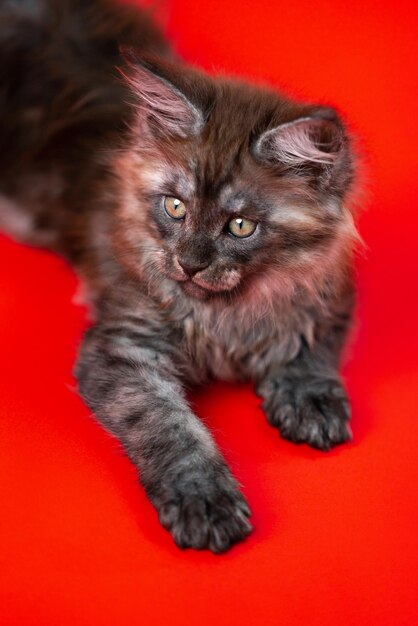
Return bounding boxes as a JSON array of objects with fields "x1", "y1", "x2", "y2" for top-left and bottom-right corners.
[
  {"x1": 256, "y1": 301, "x2": 354, "y2": 451},
  {"x1": 75, "y1": 322, "x2": 252, "y2": 553},
  {"x1": 258, "y1": 367, "x2": 352, "y2": 451}
]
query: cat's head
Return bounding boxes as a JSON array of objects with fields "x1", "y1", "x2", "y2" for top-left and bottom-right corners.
[{"x1": 111, "y1": 55, "x2": 358, "y2": 303}]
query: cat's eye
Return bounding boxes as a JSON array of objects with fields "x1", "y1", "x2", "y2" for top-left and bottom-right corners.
[
  {"x1": 227, "y1": 217, "x2": 257, "y2": 238},
  {"x1": 164, "y1": 196, "x2": 186, "y2": 220}
]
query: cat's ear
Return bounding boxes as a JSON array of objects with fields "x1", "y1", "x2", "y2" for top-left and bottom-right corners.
[
  {"x1": 253, "y1": 110, "x2": 346, "y2": 171},
  {"x1": 120, "y1": 49, "x2": 204, "y2": 138}
]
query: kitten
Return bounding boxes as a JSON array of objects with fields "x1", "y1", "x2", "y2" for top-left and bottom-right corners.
[{"x1": 0, "y1": 0, "x2": 358, "y2": 553}]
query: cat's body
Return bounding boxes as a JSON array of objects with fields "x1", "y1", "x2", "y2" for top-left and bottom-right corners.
[{"x1": 0, "y1": 0, "x2": 359, "y2": 552}]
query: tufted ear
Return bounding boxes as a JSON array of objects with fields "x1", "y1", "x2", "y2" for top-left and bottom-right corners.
[
  {"x1": 253, "y1": 113, "x2": 345, "y2": 170},
  {"x1": 120, "y1": 50, "x2": 204, "y2": 138}
]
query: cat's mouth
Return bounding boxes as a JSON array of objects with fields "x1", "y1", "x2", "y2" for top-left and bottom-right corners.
[
  {"x1": 180, "y1": 280, "x2": 211, "y2": 299},
  {"x1": 164, "y1": 261, "x2": 242, "y2": 299},
  {"x1": 179, "y1": 278, "x2": 242, "y2": 301}
]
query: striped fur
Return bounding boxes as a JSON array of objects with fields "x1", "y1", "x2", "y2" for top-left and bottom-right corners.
[{"x1": 0, "y1": 0, "x2": 359, "y2": 553}]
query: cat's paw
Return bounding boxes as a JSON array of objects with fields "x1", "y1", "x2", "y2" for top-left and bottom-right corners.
[
  {"x1": 263, "y1": 375, "x2": 352, "y2": 451},
  {"x1": 154, "y1": 468, "x2": 253, "y2": 554}
]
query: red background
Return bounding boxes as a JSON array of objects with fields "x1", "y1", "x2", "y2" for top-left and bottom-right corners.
[{"x1": 1, "y1": 0, "x2": 418, "y2": 624}]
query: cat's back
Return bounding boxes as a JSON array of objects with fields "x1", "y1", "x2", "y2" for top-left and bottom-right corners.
[{"x1": 0, "y1": 0, "x2": 170, "y2": 245}]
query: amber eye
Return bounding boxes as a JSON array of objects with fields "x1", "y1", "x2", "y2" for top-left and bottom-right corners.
[
  {"x1": 164, "y1": 196, "x2": 186, "y2": 220},
  {"x1": 227, "y1": 217, "x2": 257, "y2": 238}
]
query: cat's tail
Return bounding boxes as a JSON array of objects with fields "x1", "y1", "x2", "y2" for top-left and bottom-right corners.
[{"x1": 0, "y1": 0, "x2": 170, "y2": 245}]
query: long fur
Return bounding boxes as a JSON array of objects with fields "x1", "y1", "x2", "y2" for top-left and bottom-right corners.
[{"x1": 0, "y1": 0, "x2": 359, "y2": 553}]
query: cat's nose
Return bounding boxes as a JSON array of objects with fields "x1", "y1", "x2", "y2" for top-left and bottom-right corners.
[{"x1": 177, "y1": 257, "x2": 209, "y2": 277}]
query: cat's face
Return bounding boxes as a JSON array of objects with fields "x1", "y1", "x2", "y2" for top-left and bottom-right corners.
[
  {"x1": 151, "y1": 187, "x2": 260, "y2": 300},
  {"x1": 112, "y1": 59, "x2": 356, "y2": 302}
]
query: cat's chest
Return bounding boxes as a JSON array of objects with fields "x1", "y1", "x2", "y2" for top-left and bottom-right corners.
[
  {"x1": 179, "y1": 307, "x2": 308, "y2": 383},
  {"x1": 182, "y1": 315, "x2": 250, "y2": 381}
]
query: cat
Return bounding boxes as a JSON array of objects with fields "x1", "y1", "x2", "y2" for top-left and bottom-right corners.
[{"x1": 0, "y1": 0, "x2": 359, "y2": 553}]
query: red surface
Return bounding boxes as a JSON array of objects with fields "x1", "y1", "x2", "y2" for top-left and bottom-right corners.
[{"x1": 1, "y1": 0, "x2": 418, "y2": 624}]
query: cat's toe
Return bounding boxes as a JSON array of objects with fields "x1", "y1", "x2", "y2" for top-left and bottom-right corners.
[
  {"x1": 157, "y1": 480, "x2": 253, "y2": 553},
  {"x1": 206, "y1": 493, "x2": 253, "y2": 553},
  {"x1": 280, "y1": 408, "x2": 352, "y2": 451},
  {"x1": 264, "y1": 376, "x2": 352, "y2": 451}
]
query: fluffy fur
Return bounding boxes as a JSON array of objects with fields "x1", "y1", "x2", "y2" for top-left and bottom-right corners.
[{"x1": 0, "y1": 0, "x2": 359, "y2": 553}]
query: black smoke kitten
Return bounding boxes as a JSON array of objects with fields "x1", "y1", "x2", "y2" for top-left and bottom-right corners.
[{"x1": 0, "y1": 0, "x2": 359, "y2": 553}]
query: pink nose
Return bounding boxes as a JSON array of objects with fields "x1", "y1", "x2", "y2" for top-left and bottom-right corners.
[{"x1": 177, "y1": 258, "x2": 210, "y2": 277}]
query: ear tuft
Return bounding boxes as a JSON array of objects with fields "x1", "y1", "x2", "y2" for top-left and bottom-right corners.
[
  {"x1": 120, "y1": 49, "x2": 204, "y2": 138},
  {"x1": 254, "y1": 115, "x2": 345, "y2": 168}
]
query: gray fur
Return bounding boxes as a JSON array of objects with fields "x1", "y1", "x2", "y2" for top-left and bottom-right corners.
[{"x1": 0, "y1": 0, "x2": 359, "y2": 553}]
